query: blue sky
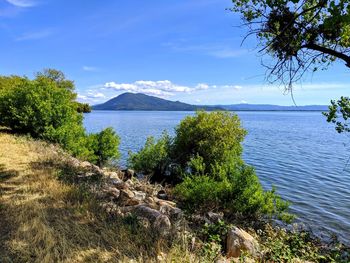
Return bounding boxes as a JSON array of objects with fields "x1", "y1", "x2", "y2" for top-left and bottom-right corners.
[{"x1": 0, "y1": 0, "x2": 349, "y2": 105}]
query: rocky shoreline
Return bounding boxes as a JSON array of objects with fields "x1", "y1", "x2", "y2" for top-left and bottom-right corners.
[{"x1": 61, "y1": 153, "x2": 261, "y2": 261}]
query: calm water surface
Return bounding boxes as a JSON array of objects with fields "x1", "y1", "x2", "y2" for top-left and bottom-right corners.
[{"x1": 84, "y1": 111, "x2": 350, "y2": 243}]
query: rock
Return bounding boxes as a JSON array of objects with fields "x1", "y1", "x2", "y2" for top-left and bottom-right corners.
[
  {"x1": 132, "y1": 205, "x2": 171, "y2": 234},
  {"x1": 207, "y1": 211, "x2": 224, "y2": 223},
  {"x1": 120, "y1": 189, "x2": 135, "y2": 200},
  {"x1": 111, "y1": 179, "x2": 128, "y2": 190},
  {"x1": 226, "y1": 227, "x2": 259, "y2": 258},
  {"x1": 159, "y1": 204, "x2": 183, "y2": 221},
  {"x1": 153, "y1": 214, "x2": 172, "y2": 234},
  {"x1": 123, "y1": 169, "x2": 135, "y2": 180},
  {"x1": 80, "y1": 161, "x2": 92, "y2": 169},
  {"x1": 125, "y1": 179, "x2": 134, "y2": 187},
  {"x1": 119, "y1": 189, "x2": 143, "y2": 206},
  {"x1": 133, "y1": 191, "x2": 146, "y2": 201},
  {"x1": 107, "y1": 171, "x2": 120, "y2": 180},
  {"x1": 90, "y1": 164, "x2": 103, "y2": 175},
  {"x1": 157, "y1": 189, "x2": 168, "y2": 200},
  {"x1": 155, "y1": 198, "x2": 176, "y2": 207},
  {"x1": 68, "y1": 157, "x2": 81, "y2": 168},
  {"x1": 100, "y1": 202, "x2": 118, "y2": 214},
  {"x1": 103, "y1": 187, "x2": 120, "y2": 200}
]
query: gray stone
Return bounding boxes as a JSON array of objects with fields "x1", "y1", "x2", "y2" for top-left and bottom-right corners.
[
  {"x1": 133, "y1": 191, "x2": 146, "y2": 201},
  {"x1": 132, "y1": 205, "x2": 171, "y2": 234},
  {"x1": 103, "y1": 187, "x2": 120, "y2": 200},
  {"x1": 207, "y1": 211, "x2": 224, "y2": 223},
  {"x1": 226, "y1": 227, "x2": 259, "y2": 258}
]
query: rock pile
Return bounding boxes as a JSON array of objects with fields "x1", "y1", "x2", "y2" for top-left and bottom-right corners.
[
  {"x1": 66, "y1": 156, "x2": 183, "y2": 235},
  {"x1": 64, "y1": 156, "x2": 260, "y2": 259}
]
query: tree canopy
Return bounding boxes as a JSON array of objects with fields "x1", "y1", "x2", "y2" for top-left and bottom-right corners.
[
  {"x1": 231, "y1": 0, "x2": 350, "y2": 88},
  {"x1": 0, "y1": 69, "x2": 119, "y2": 166}
]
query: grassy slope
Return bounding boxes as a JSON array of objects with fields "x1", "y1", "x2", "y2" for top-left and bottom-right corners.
[{"x1": 0, "y1": 132, "x2": 196, "y2": 263}]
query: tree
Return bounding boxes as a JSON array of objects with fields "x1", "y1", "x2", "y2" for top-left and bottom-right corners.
[
  {"x1": 231, "y1": 0, "x2": 350, "y2": 131},
  {"x1": 231, "y1": 0, "x2": 350, "y2": 87},
  {"x1": 0, "y1": 70, "x2": 120, "y2": 166},
  {"x1": 88, "y1": 127, "x2": 121, "y2": 167},
  {"x1": 173, "y1": 111, "x2": 247, "y2": 174},
  {"x1": 76, "y1": 102, "x2": 92, "y2": 113}
]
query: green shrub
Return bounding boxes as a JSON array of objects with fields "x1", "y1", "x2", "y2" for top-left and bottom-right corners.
[
  {"x1": 173, "y1": 111, "x2": 247, "y2": 174},
  {"x1": 0, "y1": 69, "x2": 120, "y2": 167},
  {"x1": 174, "y1": 162, "x2": 292, "y2": 221},
  {"x1": 130, "y1": 111, "x2": 291, "y2": 220},
  {"x1": 128, "y1": 132, "x2": 172, "y2": 177},
  {"x1": 88, "y1": 127, "x2": 121, "y2": 166}
]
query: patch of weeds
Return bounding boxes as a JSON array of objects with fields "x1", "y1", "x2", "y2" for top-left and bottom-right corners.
[{"x1": 199, "y1": 220, "x2": 230, "y2": 261}]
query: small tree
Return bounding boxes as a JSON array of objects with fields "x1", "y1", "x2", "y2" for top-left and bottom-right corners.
[
  {"x1": 89, "y1": 128, "x2": 121, "y2": 167},
  {"x1": 173, "y1": 111, "x2": 247, "y2": 174}
]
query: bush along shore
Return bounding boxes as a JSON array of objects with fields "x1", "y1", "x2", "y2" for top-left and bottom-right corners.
[{"x1": 0, "y1": 69, "x2": 349, "y2": 262}]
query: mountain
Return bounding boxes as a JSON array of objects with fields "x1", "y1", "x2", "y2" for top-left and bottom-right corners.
[
  {"x1": 92, "y1": 92, "x2": 328, "y2": 111},
  {"x1": 92, "y1": 93, "x2": 223, "y2": 111},
  {"x1": 219, "y1": 104, "x2": 328, "y2": 111}
]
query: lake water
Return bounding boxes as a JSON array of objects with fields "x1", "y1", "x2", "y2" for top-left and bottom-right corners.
[{"x1": 84, "y1": 111, "x2": 350, "y2": 243}]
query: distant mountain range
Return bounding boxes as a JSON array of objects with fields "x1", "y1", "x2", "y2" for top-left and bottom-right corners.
[
  {"x1": 92, "y1": 93, "x2": 223, "y2": 111},
  {"x1": 92, "y1": 92, "x2": 328, "y2": 111}
]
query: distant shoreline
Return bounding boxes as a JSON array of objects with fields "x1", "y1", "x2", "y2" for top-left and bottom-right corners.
[{"x1": 90, "y1": 109, "x2": 326, "y2": 112}]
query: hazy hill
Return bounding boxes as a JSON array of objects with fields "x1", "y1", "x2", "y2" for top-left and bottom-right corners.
[
  {"x1": 92, "y1": 92, "x2": 328, "y2": 111},
  {"x1": 219, "y1": 104, "x2": 328, "y2": 111},
  {"x1": 92, "y1": 92, "x2": 223, "y2": 111}
]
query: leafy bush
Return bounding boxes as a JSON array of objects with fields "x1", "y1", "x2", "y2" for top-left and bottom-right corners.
[
  {"x1": 88, "y1": 127, "x2": 121, "y2": 166},
  {"x1": 0, "y1": 69, "x2": 120, "y2": 166},
  {"x1": 131, "y1": 111, "x2": 291, "y2": 220},
  {"x1": 259, "y1": 225, "x2": 350, "y2": 262},
  {"x1": 174, "y1": 163, "x2": 292, "y2": 221},
  {"x1": 173, "y1": 111, "x2": 247, "y2": 174},
  {"x1": 128, "y1": 132, "x2": 172, "y2": 180}
]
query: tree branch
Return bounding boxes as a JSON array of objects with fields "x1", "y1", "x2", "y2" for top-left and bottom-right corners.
[{"x1": 302, "y1": 43, "x2": 350, "y2": 67}]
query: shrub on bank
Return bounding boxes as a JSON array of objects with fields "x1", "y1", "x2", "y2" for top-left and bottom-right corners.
[
  {"x1": 128, "y1": 132, "x2": 172, "y2": 180},
  {"x1": 0, "y1": 69, "x2": 120, "y2": 166},
  {"x1": 129, "y1": 111, "x2": 292, "y2": 220}
]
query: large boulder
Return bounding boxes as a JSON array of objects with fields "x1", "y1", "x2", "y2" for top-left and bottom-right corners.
[
  {"x1": 226, "y1": 227, "x2": 259, "y2": 258},
  {"x1": 132, "y1": 205, "x2": 171, "y2": 234}
]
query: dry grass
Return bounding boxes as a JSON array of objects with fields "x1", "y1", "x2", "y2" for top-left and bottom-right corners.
[{"x1": 0, "y1": 133, "x2": 205, "y2": 263}]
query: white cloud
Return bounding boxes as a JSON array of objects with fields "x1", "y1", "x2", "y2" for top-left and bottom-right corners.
[
  {"x1": 83, "y1": 66, "x2": 99, "y2": 72},
  {"x1": 240, "y1": 100, "x2": 248, "y2": 104},
  {"x1": 104, "y1": 80, "x2": 242, "y2": 98},
  {"x1": 6, "y1": 0, "x2": 36, "y2": 7},
  {"x1": 15, "y1": 29, "x2": 52, "y2": 41},
  {"x1": 87, "y1": 91, "x2": 106, "y2": 99},
  {"x1": 77, "y1": 94, "x2": 87, "y2": 100}
]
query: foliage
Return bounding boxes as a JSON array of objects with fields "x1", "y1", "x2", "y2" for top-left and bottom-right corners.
[
  {"x1": 130, "y1": 111, "x2": 291, "y2": 220},
  {"x1": 199, "y1": 220, "x2": 230, "y2": 261},
  {"x1": 230, "y1": 0, "x2": 350, "y2": 88},
  {"x1": 128, "y1": 132, "x2": 172, "y2": 180},
  {"x1": 76, "y1": 102, "x2": 92, "y2": 113},
  {"x1": 323, "y1": 96, "x2": 350, "y2": 133},
  {"x1": 0, "y1": 69, "x2": 120, "y2": 166},
  {"x1": 173, "y1": 111, "x2": 246, "y2": 174},
  {"x1": 260, "y1": 225, "x2": 350, "y2": 262},
  {"x1": 174, "y1": 163, "x2": 292, "y2": 221},
  {"x1": 88, "y1": 127, "x2": 120, "y2": 166}
]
